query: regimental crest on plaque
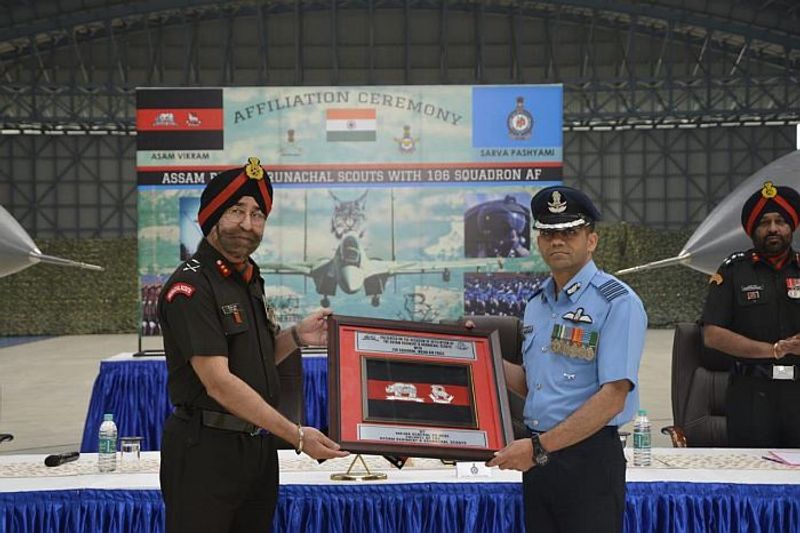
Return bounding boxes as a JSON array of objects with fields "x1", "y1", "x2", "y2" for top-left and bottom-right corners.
[
  {"x1": 429, "y1": 385, "x2": 454, "y2": 404},
  {"x1": 507, "y1": 96, "x2": 533, "y2": 141},
  {"x1": 385, "y1": 382, "x2": 424, "y2": 402},
  {"x1": 364, "y1": 357, "x2": 478, "y2": 429}
]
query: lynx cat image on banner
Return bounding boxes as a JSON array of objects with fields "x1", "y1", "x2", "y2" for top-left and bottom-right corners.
[{"x1": 136, "y1": 85, "x2": 563, "y2": 334}]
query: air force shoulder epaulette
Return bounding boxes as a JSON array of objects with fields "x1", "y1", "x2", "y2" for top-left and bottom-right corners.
[
  {"x1": 598, "y1": 279, "x2": 628, "y2": 301},
  {"x1": 528, "y1": 285, "x2": 544, "y2": 301}
]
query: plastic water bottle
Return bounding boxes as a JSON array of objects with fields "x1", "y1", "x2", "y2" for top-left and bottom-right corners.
[
  {"x1": 98, "y1": 413, "x2": 118, "y2": 472},
  {"x1": 633, "y1": 409, "x2": 652, "y2": 467}
]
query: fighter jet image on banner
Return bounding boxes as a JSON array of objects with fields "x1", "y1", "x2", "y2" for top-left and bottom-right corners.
[
  {"x1": 617, "y1": 150, "x2": 800, "y2": 276},
  {"x1": 0, "y1": 205, "x2": 104, "y2": 278},
  {"x1": 263, "y1": 231, "x2": 504, "y2": 307}
]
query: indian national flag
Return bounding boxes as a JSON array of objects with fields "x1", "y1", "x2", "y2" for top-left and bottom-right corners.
[{"x1": 326, "y1": 108, "x2": 377, "y2": 142}]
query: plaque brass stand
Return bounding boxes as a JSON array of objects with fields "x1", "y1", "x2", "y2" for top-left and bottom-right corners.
[{"x1": 330, "y1": 454, "x2": 388, "y2": 481}]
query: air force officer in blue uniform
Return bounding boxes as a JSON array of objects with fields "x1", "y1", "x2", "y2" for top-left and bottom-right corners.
[{"x1": 487, "y1": 186, "x2": 647, "y2": 533}]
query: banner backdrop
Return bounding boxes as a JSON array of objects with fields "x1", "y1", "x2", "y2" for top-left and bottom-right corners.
[{"x1": 137, "y1": 85, "x2": 563, "y2": 334}]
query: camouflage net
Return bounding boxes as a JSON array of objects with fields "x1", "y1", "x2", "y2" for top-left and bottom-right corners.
[{"x1": 0, "y1": 227, "x2": 708, "y2": 336}]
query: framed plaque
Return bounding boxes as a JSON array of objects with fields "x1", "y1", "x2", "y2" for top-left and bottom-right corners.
[{"x1": 327, "y1": 315, "x2": 514, "y2": 461}]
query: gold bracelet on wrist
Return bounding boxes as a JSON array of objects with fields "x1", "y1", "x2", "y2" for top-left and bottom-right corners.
[
  {"x1": 295, "y1": 424, "x2": 304, "y2": 455},
  {"x1": 773, "y1": 342, "x2": 780, "y2": 360}
]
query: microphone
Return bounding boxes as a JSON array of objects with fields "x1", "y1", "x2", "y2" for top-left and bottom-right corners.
[{"x1": 44, "y1": 451, "x2": 80, "y2": 467}]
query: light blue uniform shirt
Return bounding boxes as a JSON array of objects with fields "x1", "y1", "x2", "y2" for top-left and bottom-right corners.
[{"x1": 522, "y1": 260, "x2": 647, "y2": 432}]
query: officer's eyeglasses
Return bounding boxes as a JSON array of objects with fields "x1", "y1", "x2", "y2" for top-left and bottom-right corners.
[{"x1": 223, "y1": 206, "x2": 267, "y2": 225}]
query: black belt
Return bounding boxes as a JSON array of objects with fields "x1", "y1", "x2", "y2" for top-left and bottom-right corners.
[
  {"x1": 174, "y1": 407, "x2": 267, "y2": 436},
  {"x1": 734, "y1": 362, "x2": 800, "y2": 381}
]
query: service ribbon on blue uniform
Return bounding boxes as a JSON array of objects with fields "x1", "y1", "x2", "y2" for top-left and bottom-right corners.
[{"x1": 550, "y1": 324, "x2": 598, "y2": 360}]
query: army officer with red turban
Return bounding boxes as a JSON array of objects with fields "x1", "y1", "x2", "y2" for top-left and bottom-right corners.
[
  {"x1": 158, "y1": 157, "x2": 347, "y2": 533},
  {"x1": 703, "y1": 181, "x2": 800, "y2": 447}
]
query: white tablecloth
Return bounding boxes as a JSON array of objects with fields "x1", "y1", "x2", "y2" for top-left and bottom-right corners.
[{"x1": 2, "y1": 448, "x2": 799, "y2": 493}]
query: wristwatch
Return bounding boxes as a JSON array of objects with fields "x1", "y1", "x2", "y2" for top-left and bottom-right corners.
[{"x1": 531, "y1": 433, "x2": 550, "y2": 466}]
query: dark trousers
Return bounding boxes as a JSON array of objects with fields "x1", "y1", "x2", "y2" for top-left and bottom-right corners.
[
  {"x1": 523, "y1": 427, "x2": 626, "y2": 533},
  {"x1": 160, "y1": 413, "x2": 279, "y2": 533},
  {"x1": 727, "y1": 374, "x2": 800, "y2": 447}
]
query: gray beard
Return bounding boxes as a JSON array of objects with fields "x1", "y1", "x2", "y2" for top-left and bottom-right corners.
[{"x1": 215, "y1": 226, "x2": 260, "y2": 260}]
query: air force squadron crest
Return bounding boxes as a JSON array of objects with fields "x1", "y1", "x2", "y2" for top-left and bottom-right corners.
[
  {"x1": 394, "y1": 125, "x2": 419, "y2": 154},
  {"x1": 507, "y1": 96, "x2": 533, "y2": 140}
]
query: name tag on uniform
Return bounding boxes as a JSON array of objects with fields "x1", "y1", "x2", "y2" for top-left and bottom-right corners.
[
  {"x1": 741, "y1": 284, "x2": 763, "y2": 302},
  {"x1": 221, "y1": 303, "x2": 244, "y2": 324},
  {"x1": 773, "y1": 365, "x2": 796, "y2": 380}
]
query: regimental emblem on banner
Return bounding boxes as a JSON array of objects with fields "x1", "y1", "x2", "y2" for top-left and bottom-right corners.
[
  {"x1": 137, "y1": 89, "x2": 224, "y2": 150},
  {"x1": 385, "y1": 382, "x2": 425, "y2": 402},
  {"x1": 186, "y1": 112, "x2": 202, "y2": 127},
  {"x1": 279, "y1": 128, "x2": 302, "y2": 156},
  {"x1": 550, "y1": 323, "x2": 599, "y2": 361},
  {"x1": 507, "y1": 96, "x2": 534, "y2": 141},
  {"x1": 787, "y1": 278, "x2": 800, "y2": 299},
  {"x1": 394, "y1": 125, "x2": 419, "y2": 154},
  {"x1": 152, "y1": 112, "x2": 176, "y2": 127}
]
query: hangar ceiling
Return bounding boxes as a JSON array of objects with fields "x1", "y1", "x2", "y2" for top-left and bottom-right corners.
[
  {"x1": 0, "y1": 1, "x2": 797, "y2": 236},
  {"x1": 0, "y1": 0, "x2": 796, "y2": 132}
]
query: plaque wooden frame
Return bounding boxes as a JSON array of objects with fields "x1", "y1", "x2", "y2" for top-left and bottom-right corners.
[{"x1": 327, "y1": 314, "x2": 514, "y2": 461}]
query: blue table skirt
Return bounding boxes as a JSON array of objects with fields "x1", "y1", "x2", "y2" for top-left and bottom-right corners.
[
  {"x1": 2, "y1": 483, "x2": 798, "y2": 533},
  {"x1": 80, "y1": 357, "x2": 328, "y2": 453}
]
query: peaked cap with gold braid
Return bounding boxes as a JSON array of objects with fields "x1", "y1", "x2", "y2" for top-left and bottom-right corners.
[
  {"x1": 198, "y1": 157, "x2": 273, "y2": 236},
  {"x1": 741, "y1": 181, "x2": 800, "y2": 237}
]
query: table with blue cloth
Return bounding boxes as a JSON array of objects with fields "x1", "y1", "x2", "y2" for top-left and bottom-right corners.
[
  {"x1": 80, "y1": 352, "x2": 328, "y2": 452},
  {"x1": 1, "y1": 449, "x2": 799, "y2": 533}
]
